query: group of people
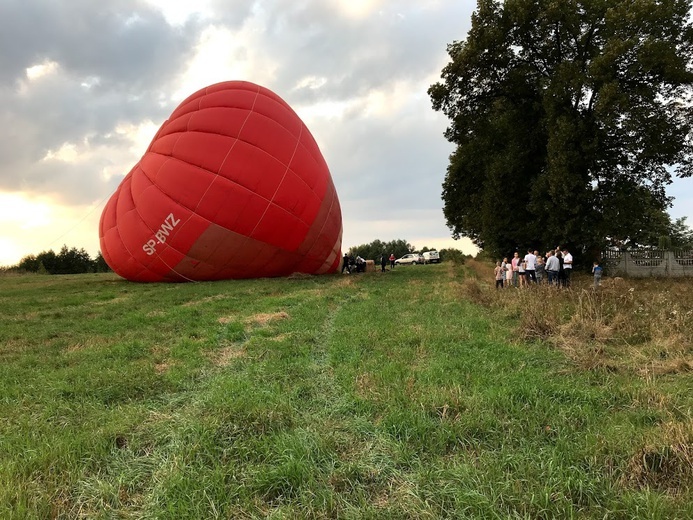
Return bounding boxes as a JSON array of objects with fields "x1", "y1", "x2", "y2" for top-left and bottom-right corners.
[
  {"x1": 494, "y1": 247, "x2": 574, "y2": 289},
  {"x1": 341, "y1": 252, "x2": 397, "y2": 274},
  {"x1": 341, "y1": 253, "x2": 367, "y2": 273}
]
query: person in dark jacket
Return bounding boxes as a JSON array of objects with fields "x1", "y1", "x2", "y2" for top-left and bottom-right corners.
[{"x1": 341, "y1": 253, "x2": 350, "y2": 274}]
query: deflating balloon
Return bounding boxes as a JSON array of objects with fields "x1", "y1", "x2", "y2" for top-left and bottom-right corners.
[{"x1": 99, "y1": 81, "x2": 343, "y2": 282}]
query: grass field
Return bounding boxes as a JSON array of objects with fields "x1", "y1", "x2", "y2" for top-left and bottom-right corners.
[{"x1": 1, "y1": 263, "x2": 692, "y2": 518}]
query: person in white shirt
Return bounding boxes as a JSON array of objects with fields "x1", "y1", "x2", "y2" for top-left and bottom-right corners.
[
  {"x1": 562, "y1": 248, "x2": 573, "y2": 287},
  {"x1": 523, "y1": 249, "x2": 537, "y2": 283}
]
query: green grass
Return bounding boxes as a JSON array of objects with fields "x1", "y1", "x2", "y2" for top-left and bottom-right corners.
[{"x1": 1, "y1": 265, "x2": 692, "y2": 518}]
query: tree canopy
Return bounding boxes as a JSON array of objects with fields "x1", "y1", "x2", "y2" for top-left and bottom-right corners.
[{"x1": 429, "y1": 0, "x2": 693, "y2": 259}]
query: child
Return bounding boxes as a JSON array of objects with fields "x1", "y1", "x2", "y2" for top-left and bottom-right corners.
[
  {"x1": 535, "y1": 255, "x2": 545, "y2": 284},
  {"x1": 494, "y1": 261, "x2": 504, "y2": 289},
  {"x1": 518, "y1": 259, "x2": 527, "y2": 288},
  {"x1": 592, "y1": 261, "x2": 603, "y2": 289}
]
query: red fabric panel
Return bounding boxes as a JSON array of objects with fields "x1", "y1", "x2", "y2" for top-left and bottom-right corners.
[
  {"x1": 156, "y1": 112, "x2": 193, "y2": 139},
  {"x1": 241, "y1": 112, "x2": 298, "y2": 166},
  {"x1": 187, "y1": 107, "x2": 247, "y2": 139},
  {"x1": 218, "y1": 140, "x2": 288, "y2": 200},
  {"x1": 149, "y1": 133, "x2": 179, "y2": 157},
  {"x1": 171, "y1": 131, "x2": 231, "y2": 176},
  {"x1": 273, "y1": 169, "x2": 321, "y2": 224},
  {"x1": 251, "y1": 203, "x2": 308, "y2": 252}
]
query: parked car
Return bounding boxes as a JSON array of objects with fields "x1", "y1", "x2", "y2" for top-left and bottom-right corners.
[
  {"x1": 395, "y1": 253, "x2": 423, "y2": 265},
  {"x1": 423, "y1": 251, "x2": 440, "y2": 264}
]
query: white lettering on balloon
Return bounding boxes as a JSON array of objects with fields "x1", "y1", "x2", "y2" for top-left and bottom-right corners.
[{"x1": 143, "y1": 213, "x2": 181, "y2": 255}]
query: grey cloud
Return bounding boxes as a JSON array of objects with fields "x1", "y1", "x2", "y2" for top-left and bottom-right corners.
[
  {"x1": 0, "y1": 71, "x2": 169, "y2": 195},
  {"x1": 315, "y1": 106, "x2": 455, "y2": 215},
  {"x1": 0, "y1": 0, "x2": 202, "y2": 89},
  {"x1": 16, "y1": 156, "x2": 124, "y2": 206},
  {"x1": 0, "y1": 0, "x2": 207, "y2": 197},
  {"x1": 257, "y1": 1, "x2": 472, "y2": 104}
]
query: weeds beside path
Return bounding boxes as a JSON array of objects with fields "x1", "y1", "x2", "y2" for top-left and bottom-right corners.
[{"x1": 1, "y1": 267, "x2": 692, "y2": 518}]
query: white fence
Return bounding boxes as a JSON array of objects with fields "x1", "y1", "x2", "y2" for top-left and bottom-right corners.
[{"x1": 603, "y1": 249, "x2": 693, "y2": 278}]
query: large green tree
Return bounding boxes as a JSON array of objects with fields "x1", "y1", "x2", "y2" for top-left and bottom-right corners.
[{"x1": 429, "y1": 0, "x2": 693, "y2": 259}]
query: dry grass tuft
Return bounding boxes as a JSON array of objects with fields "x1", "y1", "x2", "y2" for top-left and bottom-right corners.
[
  {"x1": 287, "y1": 272, "x2": 314, "y2": 280},
  {"x1": 154, "y1": 361, "x2": 174, "y2": 374},
  {"x1": 622, "y1": 421, "x2": 693, "y2": 493},
  {"x1": 244, "y1": 311, "x2": 289, "y2": 328},
  {"x1": 465, "y1": 258, "x2": 495, "y2": 281},
  {"x1": 334, "y1": 276, "x2": 356, "y2": 287},
  {"x1": 458, "y1": 277, "x2": 495, "y2": 307},
  {"x1": 183, "y1": 294, "x2": 228, "y2": 307},
  {"x1": 211, "y1": 346, "x2": 247, "y2": 366},
  {"x1": 514, "y1": 287, "x2": 563, "y2": 340},
  {"x1": 355, "y1": 372, "x2": 378, "y2": 399}
]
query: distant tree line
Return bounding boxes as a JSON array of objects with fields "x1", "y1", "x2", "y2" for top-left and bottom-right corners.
[
  {"x1": 7, "y1": 246, "x2": 111, "y2": 275},
  {"x1": 347, "y1": 238, "x2": 470, "y2": 264}
]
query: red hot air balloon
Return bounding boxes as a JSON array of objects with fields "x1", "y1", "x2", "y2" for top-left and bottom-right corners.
[{"x1": 99, "y1": 81, "x2": 343, "y2": 282}]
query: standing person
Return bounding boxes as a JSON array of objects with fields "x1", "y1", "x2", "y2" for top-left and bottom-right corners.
[
  {"x1": 556, "y1": 250, "x2": 565, "y2": 287},
  {"x1": 494, "y1": 261, "x2": 504, "y2": 289},
  {"x1": 511, "y1": 252, "x2": 520, "y2": 287},
  {"x1": 501, "y1": 257, "x2": 509, "y2": 276},
  {"x1": 545, "y1": 250, "x2": 560, "y2": 286},
  {"x1": 380, "y1": 253, "x2": 387, "y2": 272},
  {"x1": 592, "y1": 261, "x2": 603, "y2": 289},
  {"x1": 505, "y1": 258, "x2": 513, "y2": 287},
  {"x1": 518, "y1": 257, "x2": 527, "y2": 287},
  {"x1": 389, "y1": 253, "x2": 396, "y2": 269},
  {"x1": 524, "y1": 249, "x2": 537, "y2": 283},
  {"x1": 535, "y1": 254, "x2": 546, "y2": 284},
  {"x1": 562, "y1": 248, "x2": 573, "y2": 287},
  {"x1": 341, "y1": 253, "x2": 350, "y2": 274}
]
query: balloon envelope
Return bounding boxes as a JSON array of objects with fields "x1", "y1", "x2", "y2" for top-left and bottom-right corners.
[{"x1": 99, "y1": 81, "x2": 343, "y2": 282}]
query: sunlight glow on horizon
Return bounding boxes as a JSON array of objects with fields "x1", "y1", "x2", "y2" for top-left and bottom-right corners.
[{"x1": 0, "y1": 192, "x2": 103, "y2": 267}]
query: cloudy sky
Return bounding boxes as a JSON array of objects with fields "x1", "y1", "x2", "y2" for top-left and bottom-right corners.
[{"x1": 1, "y1": 0, "x2": 692, "y2": 267}]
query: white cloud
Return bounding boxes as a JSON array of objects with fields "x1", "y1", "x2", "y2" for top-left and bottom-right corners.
[
  {"x1": 331, "y1": 0, "x2": 381, "y2": 19},
  {"x1": 114, "y1": 120, "x2": 160, "y2": 158},
  {"x1": 42, "y1": 143, "x2": 80, "y2": 163},
  {"x1": 26, "y1": 60, "x2": 60, "y2": 81}
]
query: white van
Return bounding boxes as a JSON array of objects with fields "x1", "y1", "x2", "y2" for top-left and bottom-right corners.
[{"x1": 423, "y1": 251, "x2": 440, "y2": 264}]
